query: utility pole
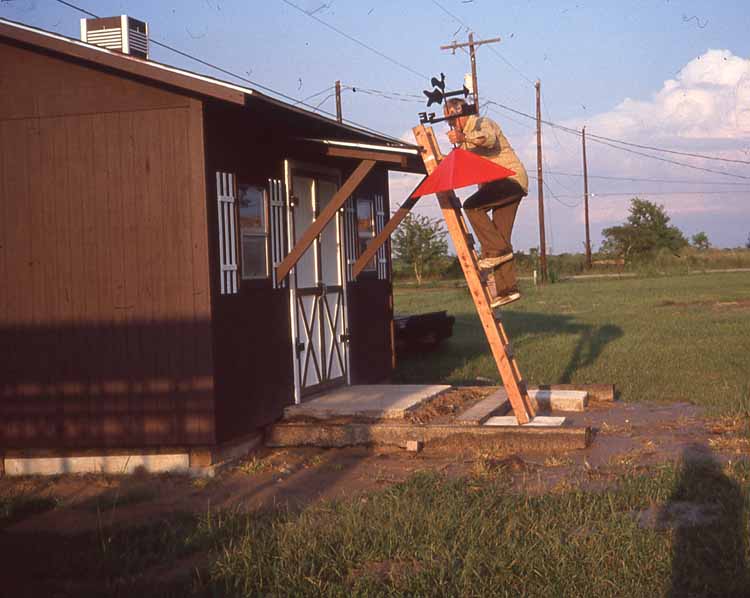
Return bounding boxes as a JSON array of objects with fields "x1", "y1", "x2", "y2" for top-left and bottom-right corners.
[
  {"x1": 535, "y1": 80, "x2": 548, "y2": 283},
  {"x1": 439, "y1": 34, "x2": 502, "y2": 111},
  {"x1": 582, "y1": 126, "x2": 592, "y2": 268},
  {"x1": 335, "y1": 80, "x2": 342, "y2": 123}
]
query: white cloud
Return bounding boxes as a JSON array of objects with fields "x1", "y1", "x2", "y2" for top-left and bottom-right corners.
[{"x1": 522, "y1": 49, "x2": 750, "y2": 249}]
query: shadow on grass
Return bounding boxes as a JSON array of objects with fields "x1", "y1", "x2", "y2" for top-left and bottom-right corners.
[
  {"x1": 395, "y1": 309, "x2": 623, "y2": 385},
  {"x1": 663, "y1": 444, "x2": 748, "y2": 598}
]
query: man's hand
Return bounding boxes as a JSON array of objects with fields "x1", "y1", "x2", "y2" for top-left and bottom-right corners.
[{"x1": 447, "y1": 129, "x2": 465, "y2": 145}]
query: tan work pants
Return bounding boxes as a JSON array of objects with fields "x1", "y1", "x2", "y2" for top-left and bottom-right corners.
[{"x1": 463, "y1": 179, "x2": 526, "y2": 294}]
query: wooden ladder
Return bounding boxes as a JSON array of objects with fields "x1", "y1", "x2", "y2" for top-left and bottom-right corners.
[{"x1": 413, "y1": 124, "x2": 537, "y2": 424}]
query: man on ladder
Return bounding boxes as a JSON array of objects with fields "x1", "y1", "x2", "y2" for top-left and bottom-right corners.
[{"x1": 444, "y1": 98, "x2": 528, "y2": 308}]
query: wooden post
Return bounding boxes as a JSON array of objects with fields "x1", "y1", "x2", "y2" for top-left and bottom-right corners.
[
  {"x1": 535, "y1": 80, "x2": 548, "y2": 283},
  {"x1": 439, "y1": 34, "x2": 501, "y2": 112},
  {"x1": 468, "y1": 32, "x2": 479, "y2": 110},
  {"x1": 582, "y1": 126, "x2": 592, "y2": 269},
  {"x1": 413, "y1": 125, "x2": 536, "y2": 424},
  {"x1": 335, "y1": 80, "x2": 342, "y2": 123}
]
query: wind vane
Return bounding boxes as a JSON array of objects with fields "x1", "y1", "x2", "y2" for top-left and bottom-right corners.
[
  {"x1": 413, "y1": 71, "x2": 514, "y2": 197},
  {"x1": 418, "y1": 72, "x2": 474, "y2": 125}
]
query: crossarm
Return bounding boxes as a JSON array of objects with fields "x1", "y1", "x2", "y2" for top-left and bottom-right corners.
[{"x1": 276, "y1": 159, "x2": 376, "y2": 283}]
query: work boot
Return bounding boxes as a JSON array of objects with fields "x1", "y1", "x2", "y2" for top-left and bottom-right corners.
[
  {"x1": 490, "y1": 289, "x2": 521, "y2": 309},
  {"x1": 477, "y1": 252, "x2": 514, "y2": 270}
]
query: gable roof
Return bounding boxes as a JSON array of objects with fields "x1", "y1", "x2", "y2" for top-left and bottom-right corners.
[{"x1": 0, "y1": 17, "x2": 420, "y2": 153}]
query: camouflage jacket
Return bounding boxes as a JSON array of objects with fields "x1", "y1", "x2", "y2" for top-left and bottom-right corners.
[{"x1": 460, "y1": 115, "x2": 529, "y2": 194}]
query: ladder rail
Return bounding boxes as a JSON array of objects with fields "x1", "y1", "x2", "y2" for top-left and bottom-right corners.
[{"x1": 413, "y1": 125, "x2": 537, "y2": 423}]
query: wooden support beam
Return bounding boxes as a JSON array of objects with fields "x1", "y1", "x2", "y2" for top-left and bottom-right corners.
[
  {"x1": 412, "y1": 125, "x2": 536, "y2": 424},
  {"x1": 352, "y1": 178, "x2": 426, "y2": 278},
  {"x1": 276, "y1": 159, "x2": 376, "y2": 283},
  {"x1": 326, "y1": 146, "x2": 407, "y2": 166}
]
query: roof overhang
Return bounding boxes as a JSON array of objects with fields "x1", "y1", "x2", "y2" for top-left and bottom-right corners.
[{"x1": 0, "y1": 17, "x2": 423, "y2": 164}]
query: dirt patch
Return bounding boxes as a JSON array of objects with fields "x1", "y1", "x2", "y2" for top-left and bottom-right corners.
[
  {"x1": 1, "y1": 396, "x2": 748, "y2": 594},
  {"x1": 348, "y1": 558, "x2": 424, "y2": 589},
  {"x1": 406, "y1": 386, "x2": 493, "y2": 424},
  {"x1": 656, "y1": 299, "x2": 750, "y2": 311}
]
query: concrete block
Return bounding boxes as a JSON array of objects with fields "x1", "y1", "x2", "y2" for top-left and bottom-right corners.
[
  {"x1": 533, "y1": 384, "x2": 615, "y2": 402},
  {"x1": 529, "y1": 389, "x2": 588, "y2": 412},
  {"x1": 406, "y1": 440, "x2": 423, "y2": 452}
]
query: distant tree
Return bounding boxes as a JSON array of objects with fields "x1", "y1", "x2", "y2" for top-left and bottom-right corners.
[
  {"x1": 601, "y1": 198, "x2": 687, "y2": 262},
  {"x1": 392, "y1": 213, "x2": 448, "y2": 285},
  {"x1": 691, "y1": 231, "x2": 711, "y2": 251},
  {"x1": 746, "y1": 233, "x2": 750, "y2": 249}
]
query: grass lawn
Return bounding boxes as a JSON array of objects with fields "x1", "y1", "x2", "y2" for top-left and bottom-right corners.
[
  {"x1": 394, "y1": 271, "x2": 750, "y2": 417},
  {"x1": 3, "y1": 273, "x2": 748, "y2": 596}
]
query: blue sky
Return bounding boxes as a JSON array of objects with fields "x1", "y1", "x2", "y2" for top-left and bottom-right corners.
[{"x1": 3, "y1": 0, "x2": 750, "y2": 251}]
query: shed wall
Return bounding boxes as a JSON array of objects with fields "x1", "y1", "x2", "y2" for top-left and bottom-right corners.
[{"x1": 0, "y1": 41, "x2": 214, "y2": 449}]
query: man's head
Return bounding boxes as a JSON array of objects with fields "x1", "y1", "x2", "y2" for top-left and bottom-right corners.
[{"x1": 444, "y1": 98, "x2": 470, "y2": 131}]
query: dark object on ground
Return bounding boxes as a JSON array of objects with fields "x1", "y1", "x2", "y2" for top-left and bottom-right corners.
[{"x1": 394, "y1": 311, "x2": 455, "y2": 353}]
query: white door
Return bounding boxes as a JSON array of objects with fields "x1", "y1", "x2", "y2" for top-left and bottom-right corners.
[{"x1": 289, "y1": 172, "x2": 349, "y2": 398}]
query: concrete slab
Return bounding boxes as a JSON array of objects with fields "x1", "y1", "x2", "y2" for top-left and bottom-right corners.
[
  {"x1": 283, "y1": 384, "x2": 451, "y2": 420},
  {"x1": 456, "y1": 390, "x2": 511, "y2": 425},
  {"x1": 485, "y1": 416, "x2": 567, "y2": 427}
]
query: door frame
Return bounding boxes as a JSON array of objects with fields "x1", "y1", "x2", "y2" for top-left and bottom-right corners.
[{"x1": 284, "y1": 160, "x2": 351, "y2": 403}]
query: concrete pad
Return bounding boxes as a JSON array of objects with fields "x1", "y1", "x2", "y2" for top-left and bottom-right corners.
[
  {"x1": 283, "y1": 384, "x2": 451, "y2": 420},
  {"x1": 484, "y1": 416, "x2": 567, "y2": 427},
  {"x1": 4, "y1": 453, "x2": 190, "y2": 476},
  {"x1": 456, "y1": 390, "x2": 511, "y2": 425}
]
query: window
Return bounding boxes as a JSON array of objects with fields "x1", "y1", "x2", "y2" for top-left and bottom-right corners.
[
  {"x1": 357, "y1": 198, "x2": 376, "y2": 272},
  {"x1": 238, "y1": 183, "x2": 269, "y2": 279}
]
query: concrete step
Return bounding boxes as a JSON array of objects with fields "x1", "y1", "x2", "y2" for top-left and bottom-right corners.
[
  {"x1": 456, "y1": 389, "x2": 511, "y2": 425},
  {"x1": 484, "y1": 415, "x2": 567, "y2": 427}
]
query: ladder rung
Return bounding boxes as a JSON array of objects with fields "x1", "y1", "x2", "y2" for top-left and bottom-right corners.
[
  {"x1": 465, "y1": 233, "x2": 475, "y2": 248},
  {"x1": 504, "y1": 342, "x2": 514, "y2": 359}
]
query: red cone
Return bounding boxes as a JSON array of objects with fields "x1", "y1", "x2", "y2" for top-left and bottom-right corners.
[{"x1": 411, "y1": 148, "x2": 515, "y2": 198}]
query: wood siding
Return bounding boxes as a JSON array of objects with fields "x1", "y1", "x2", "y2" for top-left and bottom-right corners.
[
  {"x1": 347, "y1": 166, "x2": 395, "y2": 383},
  {"x1": 203, "y1": 102, "x2": 294, "y2": 443},
  {"x1": 0, "y1": 41, "x2": 214, "y2": 449}
]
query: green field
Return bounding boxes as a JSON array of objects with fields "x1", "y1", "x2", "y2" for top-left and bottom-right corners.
[{"x1": 394, "y1": 272, "x2": 750, "y2": 417}]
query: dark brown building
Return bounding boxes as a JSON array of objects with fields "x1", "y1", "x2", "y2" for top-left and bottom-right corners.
[{"x1": 0, "y1": 17, "x2": 424, "y2": 472}]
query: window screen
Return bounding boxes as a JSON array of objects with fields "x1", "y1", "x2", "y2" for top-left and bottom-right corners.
[
  {"x1": 357, "y1": 199, "x2": 376, "y2": 272},
  {"x1": 238, "y1": 184, "x2": 269, "y2": 279}
]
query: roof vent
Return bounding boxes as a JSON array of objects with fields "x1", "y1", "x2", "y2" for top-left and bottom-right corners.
[{"x1": 80, "y1": 16, "x2": 149, "y2": 59}]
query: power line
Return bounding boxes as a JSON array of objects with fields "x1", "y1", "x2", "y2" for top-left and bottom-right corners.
[
  {"x1": 280, "y1": 0, "x2": 428, "y2": 80},
  {"x1": 344, "y1": 85, "x2": 425, "y2": 104},
  {"x1": 584, "y1": 131, "x2": 750, "y2": 166},
  {"x1": 293, "y1": 85, "x2": 335, "y2": 105},
  {"x1": 586, "y1": 136, "x2": 750, "y2": 180},
  {"x1": 486, "y1": 100, "x2": 750, "y2": 180},
  {"x1": 547, "y1": 171, "x2": 750, "y2": 187},
  {"x1": 535, "y1": 188, "x2": 750, "y2": 199}
]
